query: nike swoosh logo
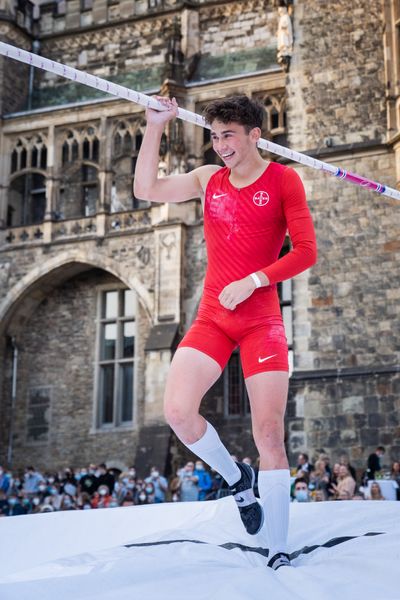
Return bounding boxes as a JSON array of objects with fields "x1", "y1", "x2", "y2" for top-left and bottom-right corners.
[
  {"x1": 236, "y1": 496, "x2": 245, "y2": 503},
  {"x1": 212, "y1": 193, "x2": 228, "y2": 199},
  {"x1": 258, "y1": 354, "x2": 278, "y2": 363}
]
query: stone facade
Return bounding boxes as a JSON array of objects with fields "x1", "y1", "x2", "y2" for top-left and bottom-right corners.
[{"x1": 0, "y1": 0, "x2": 399, "y2": 477}]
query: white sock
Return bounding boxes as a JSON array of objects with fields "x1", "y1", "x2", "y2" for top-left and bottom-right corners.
[
  {"x1": 186, "y1": 421, "x2": 241, "y2": 486},
  {"x1": 257, "y1": 469, "x2": 290, "y2": 556}
]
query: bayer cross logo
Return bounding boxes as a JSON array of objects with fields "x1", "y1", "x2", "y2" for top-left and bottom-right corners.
[{"x1": 253, "y1": 191, "x2": 269, "y2": 206}]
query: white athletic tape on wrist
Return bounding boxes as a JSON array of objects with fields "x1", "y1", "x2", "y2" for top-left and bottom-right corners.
[{"x1": 250, "y1": 272, "x2": 262, "y2": 288}]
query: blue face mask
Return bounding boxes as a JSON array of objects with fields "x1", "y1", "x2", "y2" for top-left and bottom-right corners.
[{"x1": 295, "y1": 490, "x2": 309, "y2": 502}]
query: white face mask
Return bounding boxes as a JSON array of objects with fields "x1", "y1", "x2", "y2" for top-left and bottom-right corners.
[
  {"x1": 152, "y1": 471, "x2": 159, "y2": 478},
  {"x1": 295, "y1": 489, "x2": 308, "y2": 502}
]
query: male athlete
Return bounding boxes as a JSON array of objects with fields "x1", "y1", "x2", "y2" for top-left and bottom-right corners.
[{"x1": 134, "y1": 95, "x2": 317, "y2": 570}]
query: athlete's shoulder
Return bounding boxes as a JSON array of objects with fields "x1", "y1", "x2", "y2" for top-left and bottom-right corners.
[
  {"x1": 280, "y1": 165, "x2": 304, "y2": 186},
  {"x1": 193, "y1": 164, "x2": 224, "y2": 193},
  {"x1": 268, "y1": 161, "x2": 287, "y2": 175}
]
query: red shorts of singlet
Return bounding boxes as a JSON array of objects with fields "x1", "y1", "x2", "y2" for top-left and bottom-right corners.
[{"x1": 178, "y1": 292, "x2": 288, "y2": 378}]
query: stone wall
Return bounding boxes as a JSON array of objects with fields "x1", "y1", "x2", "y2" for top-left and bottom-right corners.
[
  {"x1": 199, "y1": 0, "x2": 278, "y2": 56},
  {"x1": 296, "y1": 150, "x2": 399, "y2": 373},
  {"x1": 287, "y1": 369, "x2": 400, "y2": 467},
  {"x1": 0, "y1": 22, "x2": 31, "y2": 114},
  {"x1": 37, "y1": 15, "x2": 173, "y2": 93},
  {"x1": 288, "y1": 0, "x2": 387, "y2": 150},
  {"x1": 1, "y1": 269, "x2": 146, "y2": 471}
]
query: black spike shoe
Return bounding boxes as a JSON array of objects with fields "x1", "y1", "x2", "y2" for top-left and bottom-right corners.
[{"x1": 229, "y1": 462, "x2": 264, "y2": 535}]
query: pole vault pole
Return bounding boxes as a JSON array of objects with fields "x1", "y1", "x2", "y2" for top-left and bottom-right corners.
[{"x1": 1, "y1": 40, "x2": 399, "y2": 202}]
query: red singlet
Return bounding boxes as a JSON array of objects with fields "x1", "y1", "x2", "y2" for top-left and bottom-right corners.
[{"x1": 179, "y1": 162, "x2": 317, "y2": 377}]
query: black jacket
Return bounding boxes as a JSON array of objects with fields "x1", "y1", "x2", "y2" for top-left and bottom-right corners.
[{"x1": 367, "y1": 453, "x2": 381, "y2": 479}]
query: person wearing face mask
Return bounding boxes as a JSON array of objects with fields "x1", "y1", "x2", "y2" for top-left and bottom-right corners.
[
  {"x1": 292, "y1": 478, "x2": 310, "y2": 503},
  {"x1": 5, "y1": 495, "x2": 27, "y2": 516},
  {"x1": 23, "y1": 466, "x2": 44, "y2": 497},
  {"x1": 60, "y1": 495, "x2": 76, "y2": 510},
  {"x1": 96, "y1": 463, "x2": 115, "y2": 494},
  {"x1": 137, "y1": 489, "x2": 150, "y2": 505},
  {"x1": 37, "y1": 481, "x2": 49, "y2": 500},
  {"x1": 92, "y1": 485, "x2": 112, "y2": 508},
  {"x1": 143, "y1": 481, "x2": 156, "y2": 504},
  {"x1": 177, "y1": 462, "x2": 200, "y2": 502},
  {"x1": 144, "y1": 467, "x2": 168, "y2": 503},
  {"x1": 31, "y1": 496, "x2": 42, "y2": 514},
  {"x1": 46, "y1": 474, "x2": 57, "y2": 485},
  {"x1": 193, "y1": 461, "x2": 212, "y2": 501},
  {"x1": 115, "y1": 472, "x2": 130, "y2": 503},
  {"x1": 78, "y1": 467, "x2": 98, "y2": 496},
  {"x1": 61, "y1": 468, "x2": 78, "y2": 497},
  {"x1": 0, "y1": 467, "x2": 11, "y2": 493}
]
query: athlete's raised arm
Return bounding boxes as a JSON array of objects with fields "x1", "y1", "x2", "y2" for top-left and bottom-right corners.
[{"x1": 134, "y1": 96, "x2": 219, "y2": 203}]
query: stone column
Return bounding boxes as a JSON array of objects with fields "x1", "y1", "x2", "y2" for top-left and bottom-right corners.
[
  {"x1": 42, "y1": 125, "x2": 56, "y2": 243},
  {"x1": 98, "y1": 115, "x2": 109, "y2": 212},
  {"x1": 394, "y1": 138, "x2": 400, "y2": 190},
  {"x1": 0, "y1": 127, "x2": 9, "y2": 232},
  {"x1": 181, "y1": 8, "x2": 200, "y2": 59},
  {"x1": 96, "y1": 116, "x2": 110, "y2": 237},
  {"x1": 154, "y1": 222, "x2": 183, "y2": 324},
  {"x1": 142, "y1": 222, "x2": 184, "y2": 425}
]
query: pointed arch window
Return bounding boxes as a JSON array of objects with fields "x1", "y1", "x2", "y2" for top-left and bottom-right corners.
[
  {"x1": 7, "y1": 173, "x2": 46, "y2": 227},
  {"x1": 58, "y1": 126, "x2": 100, "y2": 219},
  {"x1": 10, "y1": 135, "x2": 47, "y2": 174},
  {"x1": 111, "y1": 120, "x2": 149, "y2": 212}
]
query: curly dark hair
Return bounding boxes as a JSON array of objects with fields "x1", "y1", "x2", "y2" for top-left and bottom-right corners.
[{"x1": 203, "y1": 95, "x2": 264, "y2": 132}]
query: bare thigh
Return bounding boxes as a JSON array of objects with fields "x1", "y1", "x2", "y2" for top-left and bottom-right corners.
[
  {"x1": 245, "y1": 371, "x2": 289, "y2": 470},
  {"x1": 164, "y1": 347, "x2": 222, "y2": 443}
]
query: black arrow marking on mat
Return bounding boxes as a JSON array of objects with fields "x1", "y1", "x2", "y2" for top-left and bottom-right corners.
[{"x1": 124, "y1": 531, "x2": 384, "y2": 561}]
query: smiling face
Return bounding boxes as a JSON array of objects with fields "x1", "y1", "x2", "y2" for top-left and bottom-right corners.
[{"x1": 210, "y1": 120, "x2": 261, "y2": 169}]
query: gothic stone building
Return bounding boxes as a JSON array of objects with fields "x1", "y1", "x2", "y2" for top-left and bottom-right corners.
[{"x1": 0, "y1": 0, "x2": 399, "y2": 477}]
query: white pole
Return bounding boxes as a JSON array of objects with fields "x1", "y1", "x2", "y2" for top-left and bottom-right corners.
[{"x1": 1, "y1": 40, "x2": 399, "y2": 201}]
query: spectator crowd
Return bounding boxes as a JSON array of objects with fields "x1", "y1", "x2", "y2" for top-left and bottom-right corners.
[{"x1": 0, "y1": 446, "x2": 399, "y2": 517}]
